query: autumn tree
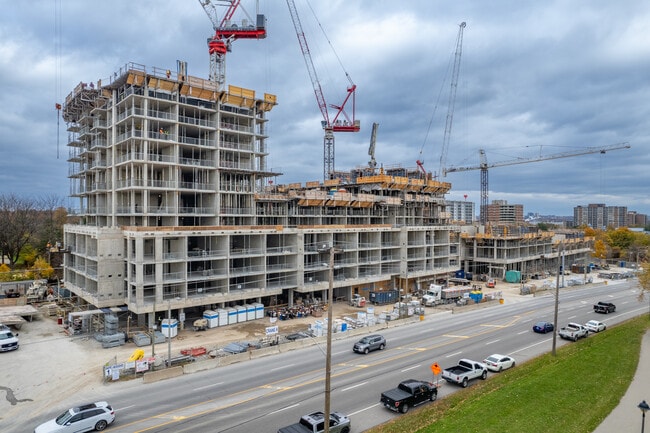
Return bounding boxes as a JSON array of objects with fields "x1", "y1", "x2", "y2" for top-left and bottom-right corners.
[
  {"x1": 30, "y1": 257, "x2": 55, "y2": 280},
  {"x1": 638, "y1": 260, "x2": 650, "y2": 317}
]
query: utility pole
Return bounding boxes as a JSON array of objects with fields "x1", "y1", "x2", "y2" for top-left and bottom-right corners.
[
  {"x1": 167, "y1": 300, "x2": 172, "y2": 368},
  {"x1": 552, "y1": 243, "x2": 563, "y2": 356},
  {"x1": 319, "y1": 244, "x2": 341, "y2": 433},
  {"x1": 151, "y1": 290, "x2": 156, "y2": 360}
]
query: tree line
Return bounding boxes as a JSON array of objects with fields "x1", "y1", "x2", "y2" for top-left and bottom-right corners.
[{"x1": 0, "y1": 193, "x2": 69, "y2": 270}]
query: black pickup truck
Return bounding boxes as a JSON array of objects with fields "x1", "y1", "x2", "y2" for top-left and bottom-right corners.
[
  {"x1": 594, "y1": 301, "x2": 616, "y2": 314},
  {"x1": 380, "y1": 379, "x2": 438, "y2": 413}
]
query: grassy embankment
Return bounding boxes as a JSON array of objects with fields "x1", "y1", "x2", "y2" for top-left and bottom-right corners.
[{"x1": 367, "y1": 315, "x2": 649, "y2": 433}]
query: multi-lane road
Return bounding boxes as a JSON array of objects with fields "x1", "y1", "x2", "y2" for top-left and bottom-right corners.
[{"x1": 29, "y1": 280, "x2": 647, "y2": 432}]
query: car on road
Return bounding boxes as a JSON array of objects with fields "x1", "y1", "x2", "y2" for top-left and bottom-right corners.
[
  {"x1": 533, "y1": 321, "x2": 554, "y2": 334},
  {"x1": 35, "y1": 401, "x2": 115, "y2": 432},
  {"x1": 594, "y1": 301, "x2": 616, "y2": 314},
  {"x1": 483, "y1": 354, "x2": 516, "y2": 372},
  {"x1": 584, "y1": 320, "x2": 607, "y2": 333},
  {"x1": 353, "y1": 334, "x2": 386, "y2": 354}
]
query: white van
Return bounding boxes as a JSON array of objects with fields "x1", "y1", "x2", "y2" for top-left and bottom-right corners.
[{"x1": 0, "y1": 324, "x2": 19, "y2": 352}]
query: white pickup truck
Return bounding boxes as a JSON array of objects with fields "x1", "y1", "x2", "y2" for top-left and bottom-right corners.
[
  {"x1": 441, "y1": 359, "x2": 488, "y2": 387},
  {"x1": 558, "y1": 322, "x2": 589, "y2": 341}
]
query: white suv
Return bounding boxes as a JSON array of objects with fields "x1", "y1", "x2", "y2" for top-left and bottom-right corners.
[
  {"x1": 35, "y1": 401, "x2": 115, "y2": 432},
  {"x1": 0, "y1": 324, "x2": 19, "y2": 352}
]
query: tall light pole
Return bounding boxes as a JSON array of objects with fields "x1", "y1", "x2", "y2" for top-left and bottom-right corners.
[
  {"x1": 552, "y1": 243, "x2": 563, "y2": 356},
  {"x1": 319, "y1": 244, "x2": 341, "y2": 433},
  {"x1": 167, "y1": 299, "x2": 172, "y2": 368},
  {"x1": 639, "y1": 400, "x2": 649, "y2": 433}
]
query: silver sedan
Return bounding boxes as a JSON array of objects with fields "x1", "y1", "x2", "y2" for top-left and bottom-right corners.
[{"x1": 584, "y1": 320, "x2": 607, "y2": 333}]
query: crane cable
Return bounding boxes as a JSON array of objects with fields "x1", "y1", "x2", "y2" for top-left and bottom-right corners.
[
  {"x1": 54, "y1": 0, "x2": 62, "y2": 159},
  {"x1": 305, "y1": 0, "x2": 354, "y2": 86},
  {"x1": 418, "y1": 49, "x2": 455, "y2": 172}
]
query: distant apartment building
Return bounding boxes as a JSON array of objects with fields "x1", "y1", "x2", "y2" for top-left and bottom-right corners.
[
  {"x1": 627, "y1": 211, "x2": 647, "y2": 227},
  {"x1": 573, "y1": 204, "x2": 631, "y2": 229},
  {"x1": 446, "y1": 200, "x2": 475, "y2": 223},
  {"x1": 485, "y1": 200, "x2": 523, "y2": 225}
]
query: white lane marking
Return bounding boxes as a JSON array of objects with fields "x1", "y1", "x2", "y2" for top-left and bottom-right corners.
[
  {"x1": 270, "y1": 364, "x2": 295, "y2": 372},
  {"x1": 485, "y1": 339, "x2": 501, "y2": 345},
  {"x1": 568, "y1": 315, "x2": 577, "y2": 320},
  {"x1": 342, "y1": 381, "x2": 368, "y2": 392},
  {"x1": 401, "y1": 364, "x2": 420, "y2": 372},
  {"x1": 513, "y1": 338, "x2": 553, "y2": 354},
  {"x1": 517, "y1": 330, "x2": 528, "y2": 335},
  {"x1": 446, "y1": 351, "x2": 462, "y2": 358},
  {"x1": 117, "y1": 405, "x2": 136, "y2": 411},
  {"x1": 195, "y1": 382, "x2": 224, "y2": 390},
  {"x1": 348, "y1": 403, "x2": 381, "y2": 416},
  {"x1": 270, "y1": 403, "x2": 299, "y2": 414}
]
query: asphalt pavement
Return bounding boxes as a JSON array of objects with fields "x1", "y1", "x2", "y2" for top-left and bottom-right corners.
[{"x1": 592, "y1": 328, "x2": 650, "y2": 433}]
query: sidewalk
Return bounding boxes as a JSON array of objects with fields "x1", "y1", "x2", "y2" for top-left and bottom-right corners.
[{"x1": 592, "y1": 329, "x2": 650, "y2": 433}]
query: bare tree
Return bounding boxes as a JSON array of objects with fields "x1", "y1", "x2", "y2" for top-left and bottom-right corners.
[{"x1": 0, "y1": 194, "x2": 40, "y2": 266}]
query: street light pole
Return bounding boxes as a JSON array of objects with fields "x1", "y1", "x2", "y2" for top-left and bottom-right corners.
[
  {"x1": 552, "y1": 243, "x2": 563, "y2": 356},
  {"x1": 639, "y1": 400, "x2": 649, "y2": 433},
  {"x1": 324, "y1": 246, "x2": 335, "y2": 433},
  {"x1": 167, "y1": 300, "x2": 172, "y2": 368}
]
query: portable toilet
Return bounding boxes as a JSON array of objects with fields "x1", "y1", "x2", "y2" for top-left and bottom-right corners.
[
  {"x1": 226, "y1": 307, "x2": 237, "y2": 325},
  {"x1": 253, "y1": 302, "x2": 265, "y2": 319},
  {"x1": 203, "y1": 310, "x2": 219, "y2": 328},
  {"x1": 236, "y1": 305, "x2": 247, "y2": 322},
  {"x1": 161, "y1": 318, "x2": 178, "y2": 338},
  {"x1": 245, "y1": 304, "x2": 256, "y2": 321},
  {"x1": 217, "y1": 308, "x2": 228, "y2": 327}
]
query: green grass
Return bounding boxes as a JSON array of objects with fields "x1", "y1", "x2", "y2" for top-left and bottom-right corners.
[{"x1": 367, "y1": 315, "x2": 649, "y2": 433}]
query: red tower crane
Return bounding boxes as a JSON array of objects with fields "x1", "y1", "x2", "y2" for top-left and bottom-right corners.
[
  {"x1": 199, "y1": 0, "x2": 267, "y2": 89},
  {"x1": 286, "y1": 0, "x2": 360, "y2": 180}
]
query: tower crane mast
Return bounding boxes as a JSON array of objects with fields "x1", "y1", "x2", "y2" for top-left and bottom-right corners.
[
  {"x1": 443, "y1": 142, "x2": 631, "y2": 224},
  {"x1": 198, "y1": 0, "x2": 266, "y2": 89},
  {"x1": 286, "y1": 0, "x2": 360, "y2": 180}
]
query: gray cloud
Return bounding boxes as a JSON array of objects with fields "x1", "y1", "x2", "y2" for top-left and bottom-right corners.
[{"x1": 1, "y1": 0, "x2": 647, "y2": 216}]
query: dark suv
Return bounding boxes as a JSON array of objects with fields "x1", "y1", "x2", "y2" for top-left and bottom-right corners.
[{"x1": 353, "y1": 334, "x2": 386, "y2": 354}]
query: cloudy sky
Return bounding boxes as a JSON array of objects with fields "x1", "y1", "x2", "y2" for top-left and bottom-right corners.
[{"x1": 2, "y1": 1, "x2": 649, "y2": 217}]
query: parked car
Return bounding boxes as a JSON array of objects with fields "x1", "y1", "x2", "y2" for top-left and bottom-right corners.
[
  {"x1": 277, "y1": 411, "x2": 350, "y2": 433},
  {"x1": 35, "y1": 401, "x2": 115, "y2": 432},
  {"x1": 584, "y1": 320, "x2": 607, "y2": 333},
  {"x1": 380, "y1": 379, "x2": 438, "y2": 413},
  {"x1": 483, "y1": 354, "x2": 516, "y2": 372},
  {"x1": 441, "y1": 359, "x2": 488, "y2": 387},
  {"x1": 558, "y1": 322, "x2": 589, "y2": 341},
  {"x1": 353, "y1": 334, "x2": 386, "y2": 354},
  {"x1": 533, "y1": 321, "x2": 554, "y2": 334},
  {"x1": 0, "y1": 324, "x2": 19, "y2": 352}
]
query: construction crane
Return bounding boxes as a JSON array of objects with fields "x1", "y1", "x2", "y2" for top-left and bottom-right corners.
[
  {"x1": 198, "y1": 0, "x2": 266, "y2": 90},
  {"x1": 286, "y1": 0, "x2": 360, "y2": 180},
  {"x1": 437, "y1": 21, "x2": 466, "y2": 178},
  {"x1": 444, "y1": 142, "x2": 632, "y2": 224},
  {"x1": 368, "y1": 122, "x2": 378, "y2": 170}
]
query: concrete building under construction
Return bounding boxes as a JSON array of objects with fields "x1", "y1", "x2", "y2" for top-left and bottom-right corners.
[{"x1": 61, "y1": 62, "x2": 462, "y2": 327}]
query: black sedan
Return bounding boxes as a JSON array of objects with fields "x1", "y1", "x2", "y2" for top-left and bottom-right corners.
[{"x1": 533, "y1": 321, "x2": 554, "y2": 334}]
